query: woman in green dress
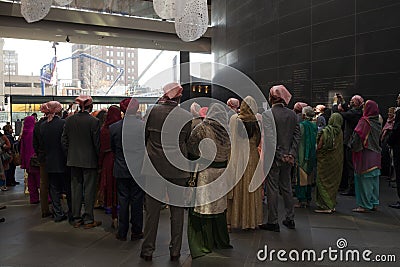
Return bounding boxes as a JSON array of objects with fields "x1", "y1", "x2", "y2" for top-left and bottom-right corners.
[
  {"x1": 315, "y1": 113, "x2": 344, "y2": 213},
  {"x1": 187, "y1": 103, "x2": 232, "y2": 259}
]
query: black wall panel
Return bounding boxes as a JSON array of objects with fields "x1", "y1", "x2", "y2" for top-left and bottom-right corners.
[{"x1": 212, "y1": 0, "x2": 400, "y2": 113}]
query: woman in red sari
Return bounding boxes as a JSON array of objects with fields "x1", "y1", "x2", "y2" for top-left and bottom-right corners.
[{"x1": 99, "y1": 105, "x2": 122, "y2": 227}]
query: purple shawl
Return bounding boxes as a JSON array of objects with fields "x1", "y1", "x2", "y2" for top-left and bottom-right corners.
[{"x1": 20, "y1": 116, "x2": 36, "y2": 169}]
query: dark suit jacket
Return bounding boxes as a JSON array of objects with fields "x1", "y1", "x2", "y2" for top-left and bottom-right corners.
[
  {"x1": 142, "y1": 103, "x2": 192, "y2": 179},
  {"x1": 339, "y1": 107, "x2": 363, "y2": 146},
  {"x1": 110, "y1": 118, "x2": 145, "y2": 179},
  {"x1": 61, "y1": 111, "x2": 100, "y2": 169},
  {"x1": 263, "y1": 104, "x2": 300, "y2": 162},
  {"x1": 40, "y1": 116, "x2": 66, "y2": 173}
]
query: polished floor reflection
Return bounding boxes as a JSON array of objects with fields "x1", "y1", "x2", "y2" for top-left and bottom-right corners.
[{"x1": 0, "y1": 168, "x2": 399, "y2": 267}]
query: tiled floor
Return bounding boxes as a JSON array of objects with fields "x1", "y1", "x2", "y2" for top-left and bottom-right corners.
[{"x1": 1, "y1": 168, "x2": 399, "y2": 267}]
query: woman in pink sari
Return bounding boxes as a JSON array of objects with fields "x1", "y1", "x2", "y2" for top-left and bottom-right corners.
[{"x1": 20, "y1": 116, "x2": 40, "y2": 204}]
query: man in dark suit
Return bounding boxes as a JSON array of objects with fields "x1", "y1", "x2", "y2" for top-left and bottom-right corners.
[
  {"x1": 61, "y1": 95, "x2": 101, "y2": 229},
  {"x1": 333, "y1": 94, "x2": 364, "y2": 196},
  {"x1": 40, "y1": 101, "x2": 67, "y2": 222},
  {"x1": 110, "y1": 98, "x2": 145, "y2": 241},
  {"x1": 389, "y1": 94, "x2": 400, "y2": 209},
  {"x1": 140, "y1": 83, "x2": 192, "y2": 262},
  {"x1": 261, "y1": 85, "x2": 300, "y2": 232}
]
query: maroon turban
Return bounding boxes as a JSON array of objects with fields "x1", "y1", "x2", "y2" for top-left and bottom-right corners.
[{"x1": 120, "y1": 98, "x2": 139, "y2": 114}]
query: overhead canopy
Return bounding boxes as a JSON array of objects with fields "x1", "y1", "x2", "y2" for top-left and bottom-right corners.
[{"x1": 0, "y1": 1, "x2": 211, "y2": 52}]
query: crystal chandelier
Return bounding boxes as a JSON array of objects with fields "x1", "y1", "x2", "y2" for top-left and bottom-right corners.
[{"x1": 153, "y1": 0, "x2": 208, "y2": 42}]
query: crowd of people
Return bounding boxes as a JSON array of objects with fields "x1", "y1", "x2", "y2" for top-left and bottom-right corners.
[{"x1": 0, "y1": 83, "x2": 399, "y2": 261}]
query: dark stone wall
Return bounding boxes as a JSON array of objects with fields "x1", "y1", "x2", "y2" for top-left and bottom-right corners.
[{"x1": 212, "y1": 0, "x2": 400, "y2": 115}]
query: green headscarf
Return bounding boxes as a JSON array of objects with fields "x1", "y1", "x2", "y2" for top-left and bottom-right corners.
[{"x1": 319, "y1": 113, "x2": 343, "y2": 150}]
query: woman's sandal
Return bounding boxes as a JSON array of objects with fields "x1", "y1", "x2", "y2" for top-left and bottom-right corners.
[
  {"x1": 352, "y1": 207, "x2": 369, "y2": 213},
  {"x1": 314, "y1": 209, "x2": 334, "y2": 214}
]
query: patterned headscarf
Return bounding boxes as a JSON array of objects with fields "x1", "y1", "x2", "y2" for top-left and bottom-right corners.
[
  {"x1": 75, "y1": 95, "x2": 93, "y2": 110},
  {"x1": 157, "y1": 82, "x2": 183, "y2": 105},
  {"x1": 351, "y1": 95, "x2": 364, "y2": 108},
  {"x1": 269, "y1": 85, "x2": 292, "y2": 105},
  {"x1": 293, "y1": 102, "x2": 308, "y2": 113},
  {"x1": 40, "y1": 102, "x2": 50, "y2": 115},
  {"x1": 46, "y1": 101, "x2": 62, "y2": 122},
  {"x1": 163, "y1": 82, "x2": 183, "y2": 99}
]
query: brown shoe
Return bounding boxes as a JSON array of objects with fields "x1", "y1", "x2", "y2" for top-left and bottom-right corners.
[
  {"x1": 83, "y1": 221, "x2": 102, "y2": 229},
  {"x1": 73, "y1": 220, "x2": 83, "y2": 228}
]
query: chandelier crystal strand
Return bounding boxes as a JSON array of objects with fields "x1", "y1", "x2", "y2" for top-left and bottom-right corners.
[
  {"x1": 175, "y1": 0, "x2": 208, "y2": 42},
  {"x1": 54, "y1": 0, "x2": 74, "y2": 6},
  {"x1": 153, "y1": 0, "x2": 177, "y2": 20},
  {"x1": 21, "y1": 0, "x2": 52, "y2": 23}
]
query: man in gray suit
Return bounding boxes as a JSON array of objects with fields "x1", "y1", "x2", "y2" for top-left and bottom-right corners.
[
  {"x1": 261, "y1": 85, "x2": 300, "y2": 232},
  {"x1": 140, "y1": 83, "x2": 192, "y2": 262},
  {"x1": 62, "y1": 95, "x2": 101, "y2": 229}
]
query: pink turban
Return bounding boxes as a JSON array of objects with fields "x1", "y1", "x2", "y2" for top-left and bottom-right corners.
[
  {"x1": 40, "y1": 102, "x2": 50, "y2": 115},
  {"x1": 351, "y1": 95, "x2": 364, "y2": 108},
  {"x1": 269, "y1": 85, "x2": 292, "y2": 105},
  {"x1": 46, "y1": 101, "x2": 62, "y2": 122},
  {"x1": 199, "y1": 107, "x2": 208, "y2": 118},
  {"x1": 190, "y1": 102, "x2": 201, "y2": 116},
  {"x1": 75, "y1": 95, "x2": 93, "y2": 109},
  {"x1": 162, "y1": 82, "x2": 183, "y2": 99},
  {"x1": 293, "y1": 102, "x2": 308, "y2": 113},
  {"x1": 227, "y1": 98, "x2": 240, "y2": 112}
]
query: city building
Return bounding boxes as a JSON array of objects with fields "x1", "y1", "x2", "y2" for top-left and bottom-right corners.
[
  {"x1": 72, "y1": 44, "x2": 138, "y2": 95},
  {"x1": 3, "y1": 49, "x2": 18, "y2": 76}
]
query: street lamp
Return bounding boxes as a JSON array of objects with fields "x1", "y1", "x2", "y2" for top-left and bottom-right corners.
[{"x1": 52, "y1": 41, "x2": 59, "y2": 95}]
